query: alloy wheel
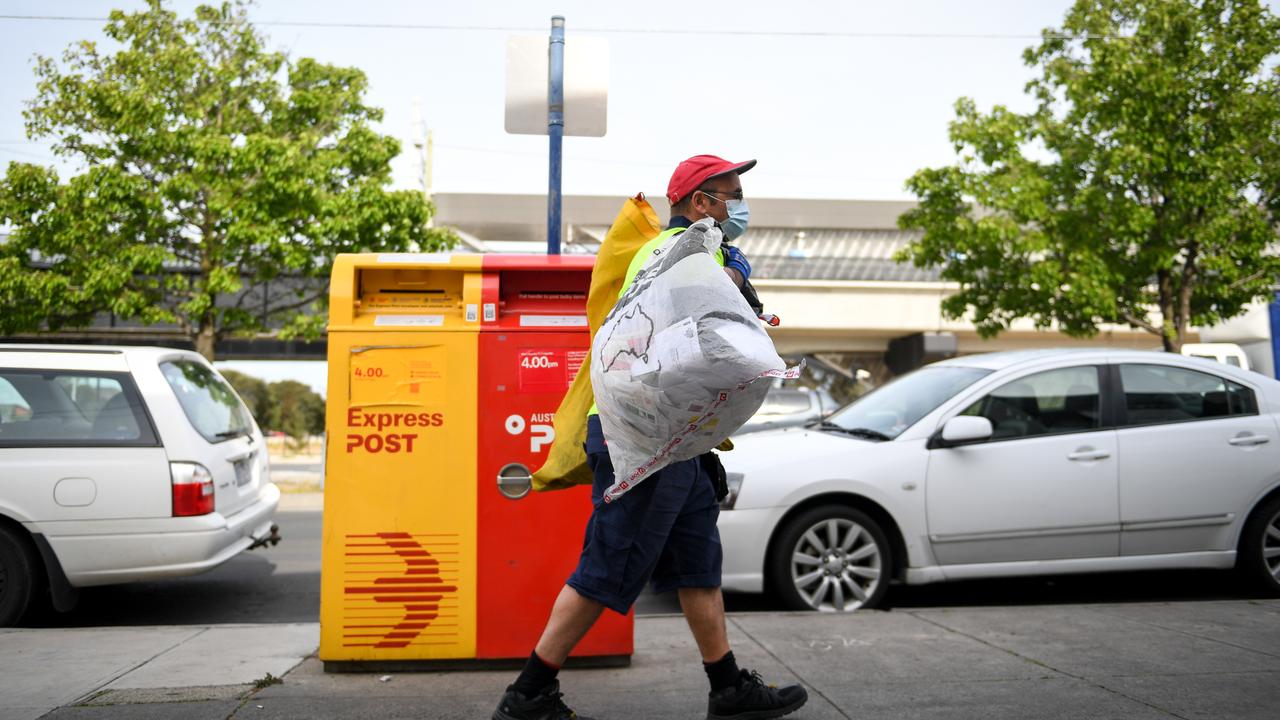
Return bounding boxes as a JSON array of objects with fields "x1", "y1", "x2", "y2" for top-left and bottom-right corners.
[
  {"x1": 789, "y1": 517, "x2": 882, "y2": 612},
  {"x1": 1265, "y1": 507, "x2": 1280, "y2": 583}
]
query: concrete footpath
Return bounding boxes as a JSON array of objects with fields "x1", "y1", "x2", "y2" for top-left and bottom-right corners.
[{"x1": 3, "y1": 600, "x2": 1279, "y2": 719}]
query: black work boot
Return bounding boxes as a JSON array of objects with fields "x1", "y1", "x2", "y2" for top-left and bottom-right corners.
[
  {"x1": 492, "y1": 680, "x2": 595, "y2": 720},
  {"x1": 707, "y1": 669, "x2": 808, "y2": 720}
]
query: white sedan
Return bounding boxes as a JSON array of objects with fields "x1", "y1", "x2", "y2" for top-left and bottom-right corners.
[{"x1": 717, "y1": 349, "x2": 1280, "y2": 611}]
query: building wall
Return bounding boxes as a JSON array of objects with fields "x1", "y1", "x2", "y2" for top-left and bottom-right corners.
[{"x1": 756, "y1": 279, "x2": 1185, "y2": 356}]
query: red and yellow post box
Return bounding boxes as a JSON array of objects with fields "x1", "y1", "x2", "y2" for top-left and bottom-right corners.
[{"x1": 320, "y1": 252, "x2": 632, "y2": 669}]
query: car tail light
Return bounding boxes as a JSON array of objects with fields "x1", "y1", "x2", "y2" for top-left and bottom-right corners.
[
  {"x1": 170, "y1": 462, "x2": 215, "y2": 517},
  {"x1": 720, "y1": 472, "x2": 746, "y2": 510}
]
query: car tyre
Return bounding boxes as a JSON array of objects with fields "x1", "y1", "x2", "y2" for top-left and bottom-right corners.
[
  {"x1": 0, "y1": 525, "x2": 38, "y2": 626},
  {"x1": 1239, "y1": 494, "x2": 1280, "y2": 597},
  {"x1": 769, "y1": 505, "x2": 891, "y2": 612}
]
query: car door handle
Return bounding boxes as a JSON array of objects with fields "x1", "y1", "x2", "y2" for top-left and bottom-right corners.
[
  {"x1": 1228, "y1": 434, "x2": 1270, "y2": 447},
  {"x1": 1067, "y1": 448, "x2": 1111, "y2": 461}
]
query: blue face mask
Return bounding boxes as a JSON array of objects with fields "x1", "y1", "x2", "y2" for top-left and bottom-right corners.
[{"x1": 706, "y1": 196, "x2": 749, "y2": 240}]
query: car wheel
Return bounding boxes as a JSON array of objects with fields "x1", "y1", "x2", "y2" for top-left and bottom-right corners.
[
  {"x1": 0, "y1": 525, "x2": 38, "y2": 626},
  {"x1": 769, "y1": 505, "x2": 891, "y2": 612},
  {"x1": 1239, "y1": 494, "x2": 1280, "y2": 597}
]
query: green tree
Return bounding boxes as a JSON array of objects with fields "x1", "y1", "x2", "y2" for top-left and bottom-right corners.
[
  {"x1": 897, "y1": 0, "x2": 1280, "y2": 353},
  {"x1": 218, "y1": 368, "x2": 270, "y2": 427},
  {"x1": 0, "y1": 0, "x2": 453, "y2": 359},
  {"x1": 266, "y1": 379, "x2": 325, "y2": 447}
]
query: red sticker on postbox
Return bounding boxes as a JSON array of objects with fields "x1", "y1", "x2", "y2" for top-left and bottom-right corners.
[{"x1": 518, "y1": 350, "x2": 567, "y2": 393}]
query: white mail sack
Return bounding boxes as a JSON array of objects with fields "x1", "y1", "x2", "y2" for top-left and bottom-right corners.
[{"x1": 590, "y1": 218, "x2": 801, "y2": 503}]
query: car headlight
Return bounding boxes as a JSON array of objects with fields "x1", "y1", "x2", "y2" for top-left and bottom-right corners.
[{"x1": 720, "y1": 472, "x2": 745, "y2": 510}]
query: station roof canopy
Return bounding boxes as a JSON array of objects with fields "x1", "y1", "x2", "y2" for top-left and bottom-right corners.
[{"x1": 433, "y1": 193, "x2": 940, "y2": 283}]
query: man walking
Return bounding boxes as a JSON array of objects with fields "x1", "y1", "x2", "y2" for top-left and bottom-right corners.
[{"x1": 493, "y1": 156, "x2": 809, "y2": 720}]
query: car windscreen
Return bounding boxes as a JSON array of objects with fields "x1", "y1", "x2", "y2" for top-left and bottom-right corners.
[
  {"x1": 160, "y1": 360, "x2": 253, "y2": 443},
  {"x1": 824, "y1": 366, "x2": 991, "y2": 440}
]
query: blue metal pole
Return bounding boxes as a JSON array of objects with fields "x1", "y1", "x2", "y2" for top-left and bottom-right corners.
[
  {"x1": 547, "y1": 16, "x2": 565, "y2": 255},
  {"x1": 1269, "y1": 291, "x2": 1280, "y2": 379}
]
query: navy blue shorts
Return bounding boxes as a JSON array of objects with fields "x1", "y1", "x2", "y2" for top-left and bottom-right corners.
[{"x1": 565, "y1": 416, "x2": 723, "y2": 615}]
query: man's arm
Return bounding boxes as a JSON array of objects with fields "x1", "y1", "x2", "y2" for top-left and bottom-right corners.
[
  {"x1": 722, "y1": 244, "x2": 751, "y2": 288},
  {"x1": 721, "y1": 243, "x2": 765, "y2": 315}
]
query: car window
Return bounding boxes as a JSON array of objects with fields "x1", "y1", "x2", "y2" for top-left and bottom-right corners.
[
  {"x1": 1227, "y1": 381, "x2": 1259, "y2": 415},
  {"x1": 1119, "y1": 364, "x2": 1257, "y2": 426},
  {"x1": 1225, "y1": 356, "x2": 1242, "y2": 367},
  {"x1": 0, "y1": 370, "x2": 156, "y2": 447},
  {"x1": 825, "y1": 366, "x2": 991, "y2": 439},
  {"x1": 54, "y1": 375, "x2": 124, "y2": 418},
  {"x1": 758, "y1": 390, "x2": 814, "y2": 415},
  {"x1": 0, "y1": 377, "x2": 30, "y2": 422},
  {"x1": 161, "y1": 360, "x2": 253, "y2": 443},
  {"x1": 960, "y1": 365, "x2": 1101, "y2": 440}
]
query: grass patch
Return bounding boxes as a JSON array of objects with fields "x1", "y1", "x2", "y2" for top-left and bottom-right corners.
[
  {"x1": 252, "y1": 673, "x2": 284, "y2": 690},
  {"x1": 276, "y1": 480, "x2": 323, "y2": 494}
]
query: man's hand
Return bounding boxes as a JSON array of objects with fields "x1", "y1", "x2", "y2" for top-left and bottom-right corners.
[{"x1": 723, "y1": 244, "x2": 751, "y2": 288}]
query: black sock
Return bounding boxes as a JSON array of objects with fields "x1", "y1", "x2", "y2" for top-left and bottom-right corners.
[
  {"x1": 513, "y1": 651, "x2": 560, "y2": 697},
  {"x1": 704, "y1": 650, "x2": 740, "y2": 692}
]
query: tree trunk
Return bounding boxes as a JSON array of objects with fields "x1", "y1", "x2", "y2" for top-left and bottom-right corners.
[
  {"x1": 197, "y1": 217, "x2": 217, "y2": 361},
  {"x1": 1171, "y1": 241, "x2": 1199, "y2": 359},
  {"x1": 195, "y1": 322, "x2": 217, "y2": 361},
  {"x1": 1156, "y1": 269, "x2": 1179, "y2": 353}
]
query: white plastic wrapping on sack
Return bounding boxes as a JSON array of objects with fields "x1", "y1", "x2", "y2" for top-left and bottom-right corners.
[{"x1": 590, "y1": 218, "x2": 801, "y2": 503}]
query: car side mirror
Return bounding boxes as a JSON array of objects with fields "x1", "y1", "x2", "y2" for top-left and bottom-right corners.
[{"x1": 931, "y1": 416, "x2": 994, "y2": 449}]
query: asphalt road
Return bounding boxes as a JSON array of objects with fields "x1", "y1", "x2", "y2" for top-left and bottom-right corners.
[
  {"x1": 20, "y1": 509, "x2": 1262, "y2": 628},
  {"x1": 22, "y1": 509, "x2": 323, "y2": 628}
]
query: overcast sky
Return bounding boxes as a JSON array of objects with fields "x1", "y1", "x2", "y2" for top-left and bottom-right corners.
[{"x1": 1, "y1": 0, "x2": 1109, "y2": 202}]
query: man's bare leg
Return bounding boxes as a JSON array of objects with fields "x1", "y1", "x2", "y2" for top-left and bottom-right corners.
[
  {"x1": 678, "y1": 586, "x2": 731, "y2": 662},
  {"x1": 681, "y1": 585, "x2": 809, "y2": 718},
  {"x1": 533, "y1": 584, "x2": 606, "y2": 665}
]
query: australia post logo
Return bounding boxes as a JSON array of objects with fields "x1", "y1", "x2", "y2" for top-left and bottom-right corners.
[
  {"x1": 505, "y1": 413, "x2": 554, "y2": 453},
  {"x1": 346, "y1": 409, "x2": 444, "y2": 453}
]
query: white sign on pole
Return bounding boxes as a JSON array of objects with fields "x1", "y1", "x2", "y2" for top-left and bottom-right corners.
[{"x1": 505, "y1": 35, "x2": 608, "y2": 137}]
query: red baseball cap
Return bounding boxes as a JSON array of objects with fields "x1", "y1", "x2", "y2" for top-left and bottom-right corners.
[{"x1": 666, "y1": 154, "x2": 757, "y2": 204}]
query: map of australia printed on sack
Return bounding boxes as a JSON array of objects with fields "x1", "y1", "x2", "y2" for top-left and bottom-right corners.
[{"x1": 592, "y1": 219, "x2": 799, "y2": 501}]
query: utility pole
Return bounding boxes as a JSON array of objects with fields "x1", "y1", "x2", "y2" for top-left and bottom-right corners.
[
  {"x1": 411, "y1": 98, "x2": 434, "y2": 228},
  {"x1": 546, "y1": 16, "x2": 565, "y2": 255}
]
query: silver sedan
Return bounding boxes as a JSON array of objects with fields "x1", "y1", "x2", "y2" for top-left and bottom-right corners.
[{"x1": 718, "y1": 349, "x2": 1280, "y2": 611}]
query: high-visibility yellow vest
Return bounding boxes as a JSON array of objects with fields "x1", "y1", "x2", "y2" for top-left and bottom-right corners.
[
  {"x1": 587, "y1": 226, "x2": 725, "y2": 417},
  {"x1": 529, "y1": 196, "x2": 661, "y2": 491},
  {"x1": 530, "y1": 201, "x2": 725, "y2": 490}
]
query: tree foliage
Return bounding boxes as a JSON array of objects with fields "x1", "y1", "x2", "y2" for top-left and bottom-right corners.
[
  {"x1": 898, "y1": 0, "x2": 1280, "y2": 352},
  {"x1": 219, "y1": 368, "x2": 323, "y2": 443},
  {"x1": 0, "y1": 0, "x2": 453, "y2": 359},
  {"x1": 267, "y1": 379, "x2": 325, "y2": 441},
  {"x1": 218, "y1": 368, "x2": 269, "y2": 421}
]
